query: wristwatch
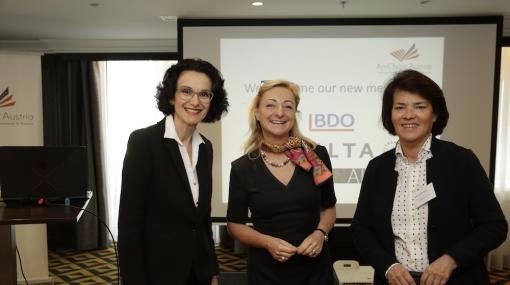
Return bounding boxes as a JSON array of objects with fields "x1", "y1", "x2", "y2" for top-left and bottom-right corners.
[{"x1": 315, "y1": 228, "x2": 329, "y2": 242}]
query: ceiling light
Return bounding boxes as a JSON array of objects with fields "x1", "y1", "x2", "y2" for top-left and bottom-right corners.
[
  {"x1": 160, "y1": 16, "x2": 177, "y2": 22},
  {"x1": 252, "y1": 2, "x2": 263, "y2": 6}
]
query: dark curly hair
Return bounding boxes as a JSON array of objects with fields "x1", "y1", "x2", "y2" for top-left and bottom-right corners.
[
  {"x1": 155, "y1": 58, "x2": 229, "y2": 123},
  {"x1": 381, "y1": 69, "x2": 449, "y2": 136}
]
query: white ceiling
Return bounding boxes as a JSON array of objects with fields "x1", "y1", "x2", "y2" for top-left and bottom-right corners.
[{"x1": 1, "y1": 0, "x2": 510, "y2": 52}]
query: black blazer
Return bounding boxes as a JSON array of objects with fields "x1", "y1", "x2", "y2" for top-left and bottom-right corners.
[
  {"x1": 118, "y1": 119, "x2": 219, "y2": 285},
  {"x1": 351, "y1": 138, "x2": 507, "y2": 285}
]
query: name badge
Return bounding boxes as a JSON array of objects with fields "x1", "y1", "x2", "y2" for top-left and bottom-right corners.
[{"x1": 413, "y1": 183, "x2": 436, "y2": 209}]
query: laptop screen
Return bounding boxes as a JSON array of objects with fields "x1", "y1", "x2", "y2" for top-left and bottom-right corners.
[{"x1": 0, "y1": 146, "x2": 88, "y2": 202}]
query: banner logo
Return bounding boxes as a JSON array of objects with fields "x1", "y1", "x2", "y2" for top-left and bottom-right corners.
[
  {"x1": 308, "y1": 113, "x2": 355, "y2": 132},
  {"x1": 0, "y1": 87, "x2": 16, "y2": 108},
  {"x1": 390, "y1": 43, "x2": 419, "y2": 62}
]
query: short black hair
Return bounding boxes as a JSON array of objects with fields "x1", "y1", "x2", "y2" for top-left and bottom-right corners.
[
  {"x1": 381, "y1": 69, "x2": 449, "y2": 136},
  {"x1": 155, "y1": 58, "x2": 229, "y2": 123}
]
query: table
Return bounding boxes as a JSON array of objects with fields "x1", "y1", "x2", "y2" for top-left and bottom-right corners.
[{"x1": 0, "y1": 198, "x2": 89, "y2": 285}]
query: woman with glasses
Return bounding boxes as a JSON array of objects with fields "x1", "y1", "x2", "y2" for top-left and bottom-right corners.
[
  {"x1": 118, "y1": 58, "x2": 229, "y2": 285},
  {"x1": 226, "y1": 79, "x2": 337, "y2": 284},
  {"x1": 351, "y1": 69, "x2": 507, "y2": 285}
]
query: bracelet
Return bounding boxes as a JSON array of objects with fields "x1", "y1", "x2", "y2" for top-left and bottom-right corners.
[{"x1": 314, "y1": 228, "x2": 328, "y2": 242}]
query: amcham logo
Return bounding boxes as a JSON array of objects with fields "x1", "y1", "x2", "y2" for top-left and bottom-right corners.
[
  {"x1": 390, "y1": 43, "x2": 419, "y2": 62},
  {"x1": 0, "y1": 87, "x2": 15, "y2": 108}
]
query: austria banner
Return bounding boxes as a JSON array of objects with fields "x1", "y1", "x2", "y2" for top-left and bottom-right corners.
[
  {"x1": 0, "y1": 53, "x2": 43, "y2": 146},
  {"x1": 0, "y1": 52, "x2": 50, "y2": 284}
]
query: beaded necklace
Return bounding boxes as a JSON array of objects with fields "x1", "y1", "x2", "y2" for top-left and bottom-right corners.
[{"x1": 260, "y1": 150, "x2": 290, "y2": 168}]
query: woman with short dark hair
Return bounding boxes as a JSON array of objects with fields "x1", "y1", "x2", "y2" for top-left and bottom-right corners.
[
  {"x1": 118, "y1": 58, "x2": 229, "y2": 285},
  {"x1": 352, "y1": 69, "x2": 507, "y2": 285}
]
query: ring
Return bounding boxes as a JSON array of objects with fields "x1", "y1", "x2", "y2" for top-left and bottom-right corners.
[
  {"x1": 281, "y1": 256, "x2": 285, "y2": 261},
  {"x1": 312, "y1": 250, "x2": 316, "y2": 254}
]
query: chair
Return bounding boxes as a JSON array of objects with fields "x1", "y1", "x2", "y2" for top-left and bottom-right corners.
[{"x1": 333, "y1": 260, "x2": 374, "y2": 285}]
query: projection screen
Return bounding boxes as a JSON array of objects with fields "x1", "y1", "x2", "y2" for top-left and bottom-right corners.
[{"x1": 178, "y1": 17, "x2": 501, "y2": 222}]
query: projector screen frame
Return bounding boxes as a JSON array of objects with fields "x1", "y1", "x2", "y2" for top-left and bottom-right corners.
[{"x1": 178, "y1": 16, "x2": 503, "y2": 223}]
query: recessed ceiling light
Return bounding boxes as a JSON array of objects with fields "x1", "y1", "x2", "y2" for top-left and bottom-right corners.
[
  {"x1": 160, "y1": 15, "x2": 177, "y2": 22},
  {"x1": 252, "y1": 2, "x2": 263, "y2": 6}
]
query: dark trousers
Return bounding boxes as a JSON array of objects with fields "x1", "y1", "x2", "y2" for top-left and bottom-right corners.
[{"x1": 185, "y1": 272, "x2": 211, "y2": 285}]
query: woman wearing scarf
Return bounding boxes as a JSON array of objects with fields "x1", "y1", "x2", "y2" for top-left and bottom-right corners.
[{"x1": 226, "y1": 79, "x2": 337, "y2": 284}]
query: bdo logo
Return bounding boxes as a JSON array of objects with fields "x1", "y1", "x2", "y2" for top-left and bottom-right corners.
[{"x1": 308, "y1": 113, "x2": 354, "y2": 131}]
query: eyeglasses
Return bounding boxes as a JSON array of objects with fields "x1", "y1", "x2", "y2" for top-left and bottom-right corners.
[{"x1": 176, "y1": 87, "x2": 214, "y2": 103}]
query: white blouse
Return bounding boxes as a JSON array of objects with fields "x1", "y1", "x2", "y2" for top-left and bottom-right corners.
[
  {"x1": 391, "y1": 135, "x2": 433, "y2": 272},
  {"x1": 163, "y1": 115, "x2": 203, "y2": 207}
]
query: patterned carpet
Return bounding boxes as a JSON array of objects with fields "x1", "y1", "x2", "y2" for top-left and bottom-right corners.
[
  {"x1": 48, "y1": 247, "x2": 118, "y2": 284},
  {"x1": 48, "y1": 246, "x2": 509, "y2": 284},
  {"x1": 48, "y1": 246, "x2": 247, "y2": 284}
]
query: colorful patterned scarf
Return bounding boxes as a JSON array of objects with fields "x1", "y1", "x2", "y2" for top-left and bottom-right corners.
[{"x1": 261, "y1": 136, "x2": 333, "y2": 185}]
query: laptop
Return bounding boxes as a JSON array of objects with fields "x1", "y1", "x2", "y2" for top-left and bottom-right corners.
[{"x1": 0, "y1": 146, "x2": 89, "y2": 204}]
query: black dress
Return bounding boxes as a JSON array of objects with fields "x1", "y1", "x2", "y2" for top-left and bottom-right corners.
[{"x1": 227, "y1": 145, "x2": 337, "y2": 285}]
